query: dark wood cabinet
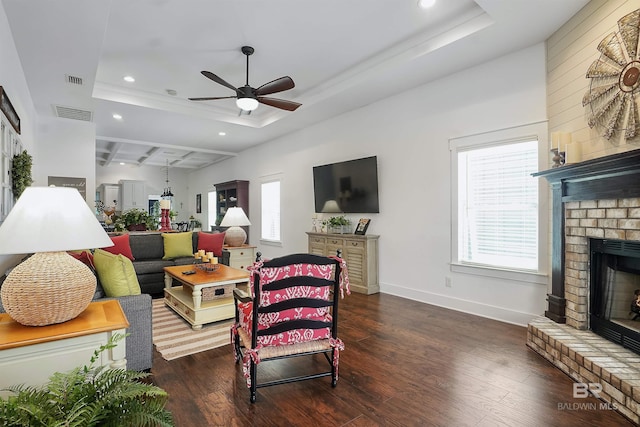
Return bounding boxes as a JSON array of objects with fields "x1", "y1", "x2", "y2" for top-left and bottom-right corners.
[{"x1": 214, "y1": 180, "x2": 249, "y2": 239}]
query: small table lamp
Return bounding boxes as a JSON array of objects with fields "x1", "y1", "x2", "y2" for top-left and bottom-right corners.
[
  {"x1": 0, "y1": 186, "x2": 114, "y2": 326},
  {"x1": 321, "y1": 200, "x2": 342, "y2": 213},
  {"x1": 220, "y1": 207, "x2": 251, "y2": 247}
]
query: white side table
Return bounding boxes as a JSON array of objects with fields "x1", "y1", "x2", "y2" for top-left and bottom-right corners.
[{"x1": 0, "y1": 300, "x2": 129, "y2": 397}]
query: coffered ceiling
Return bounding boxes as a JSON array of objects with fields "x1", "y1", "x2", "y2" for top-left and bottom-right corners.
[{"x1": 2, "y1": 0, "x2": 588, "y2": 169}]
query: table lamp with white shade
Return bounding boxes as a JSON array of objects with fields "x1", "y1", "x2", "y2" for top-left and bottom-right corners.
[
  {"x1": 0, "y1": 186, "x2": 114, "y2": 326},
  {"x1": 220, "y1": 207, "x2": 251, "y2": 247},
  {"x1": 320, "y1": 200, "x2": 342, "y2": 213}
]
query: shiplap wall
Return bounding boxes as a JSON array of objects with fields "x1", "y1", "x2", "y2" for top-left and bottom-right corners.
[{"x1": 547, "y1": 0, "x2": 640, "y2": 162}]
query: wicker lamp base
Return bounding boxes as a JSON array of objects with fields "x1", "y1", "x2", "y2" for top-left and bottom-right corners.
[
  {"x1": 0, "y1": 251, "x2": 96, "y2": 326},
  {"x1": 224, "y1": 226, "x2": 247, "y2": 247}
]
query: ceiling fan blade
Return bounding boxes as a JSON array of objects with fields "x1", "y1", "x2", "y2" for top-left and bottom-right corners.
[
  {"x1": 201, "y1": 71, "x2": 238, "y2": 92},
  {"x1": 188, "y1": 96, "x2": 236, "y2": 101},
  {"x1": 257, "y1": 96, "x2": 302, "y2": 111},
  {"x1": 255, "y1": 76, "x2": 295, "y2": 96}
]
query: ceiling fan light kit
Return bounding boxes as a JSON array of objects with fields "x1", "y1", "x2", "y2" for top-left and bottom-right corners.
[{"x1": 189, "y1": 46, "x2": 301, "y2": 112}]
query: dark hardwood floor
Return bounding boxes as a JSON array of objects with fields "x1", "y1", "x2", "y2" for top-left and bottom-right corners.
[{"x1": 150, "y1": 293, "x2": 634, "y2": 426}]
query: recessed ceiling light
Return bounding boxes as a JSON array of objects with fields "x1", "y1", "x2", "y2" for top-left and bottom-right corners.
[
  {"x1": 417, "y1": 0, "x2": 436, "y2": 9},
  {"x1": 119, "y1": 162, "x2": 125, "y2": 165},
  {"x1": 123, "y1": 76, "x2": 135, "y2": 83},
  {"x1": 112, "y1": 113, "x2": 122, "y2": 120},
  {"x1": 218, "y1": 132, "x2": 226, "y2": 136}
]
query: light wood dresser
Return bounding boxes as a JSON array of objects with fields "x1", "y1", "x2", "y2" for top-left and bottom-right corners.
[{"x1": 307, "y1": 232, "x2": 379, "y2": 294}]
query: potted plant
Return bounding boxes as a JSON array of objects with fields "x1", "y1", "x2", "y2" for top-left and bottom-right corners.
[
  {"x1": 10, "y1": 150, "x2": 33, "y2": 199},
  {"x1": 0, "y1": 334, "x2": 174, "y2": 426},
  {"x1": 323, "y1": 215, "x2": 352, "y2": 234},
  {"x1": 114, "y1": 208, "x2": 158, "y2": 232}
]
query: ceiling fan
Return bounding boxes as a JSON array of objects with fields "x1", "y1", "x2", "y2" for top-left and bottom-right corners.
[{"x1": 189, "y1": 46, "x2": 301, "y2": 112}]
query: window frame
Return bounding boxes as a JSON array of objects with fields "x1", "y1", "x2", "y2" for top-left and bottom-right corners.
[
  {"x1": 260, "y1": 173, "x2": 282, "y2": 247},
  {"x1": 449, "y1": 121, "x2": 549, "y2": 284}
]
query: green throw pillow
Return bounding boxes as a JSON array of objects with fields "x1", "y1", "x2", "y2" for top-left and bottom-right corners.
[
  {"x1": 93, "y1": 249, "x2": 141, "y2": 297},
  {"x1": 162, "y1": 231, "x2": 194, "y2": 260}
]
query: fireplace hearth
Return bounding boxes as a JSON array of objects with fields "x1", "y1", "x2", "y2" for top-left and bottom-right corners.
[
  {"x1": 590, "y1": 238, "x2": 640, "y2": 354},
  {"x1": 528, "y1": 149, "x2": 640, "y2": 423}
]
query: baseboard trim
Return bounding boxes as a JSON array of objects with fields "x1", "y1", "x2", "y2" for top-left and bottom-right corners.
[{"x1": 381, "y1": 282, "x2": 539, "y2": 327}]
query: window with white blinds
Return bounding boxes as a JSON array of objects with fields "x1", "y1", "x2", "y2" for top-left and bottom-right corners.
[
  {"x1": 261, "y1": 179, "x2": 281, "y2": 243},
  {"x1": 457, "y1": 140, "x2": 538, "y2": 270}
]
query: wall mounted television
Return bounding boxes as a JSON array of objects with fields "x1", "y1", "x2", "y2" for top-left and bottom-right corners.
[{"x1": 313, "y1": 156, "x2": 379, "y2": 213}]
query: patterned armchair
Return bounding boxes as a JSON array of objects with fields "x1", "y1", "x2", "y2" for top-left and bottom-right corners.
[{"x1": 231, "y1": 252, "x2": 350, "y2": 402}]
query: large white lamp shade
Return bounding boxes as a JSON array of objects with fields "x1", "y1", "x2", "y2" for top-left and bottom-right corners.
[
  {"x1": 220, "y1": 207, "x2": 251, "y2": 247},
  {"x1": 0, "y1": 187, "x2": 114, "y2": 326}
]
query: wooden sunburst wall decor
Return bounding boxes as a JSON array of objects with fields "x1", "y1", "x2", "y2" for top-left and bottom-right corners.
[{"x1": 583, "y1": 8, "x2": 640, "y2": 141}]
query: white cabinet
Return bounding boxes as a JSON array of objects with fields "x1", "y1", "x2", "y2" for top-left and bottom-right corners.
[
  {"x1": 120, "y1": 180, "x2": 146, "y2": 211},
  {"x1": 0, "y1": 300, "x2": 128, "y2": 398},
  {"x1": 224, "y1": 245, "x2": 257, "y2": 271},
  {"x1": 97, "y1": 184, "x2": 121, "y2": 211}
]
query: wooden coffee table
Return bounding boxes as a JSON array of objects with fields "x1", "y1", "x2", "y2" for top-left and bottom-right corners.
[{"x1": 163, "y1": 264, "x2": 250, "y2": 330}]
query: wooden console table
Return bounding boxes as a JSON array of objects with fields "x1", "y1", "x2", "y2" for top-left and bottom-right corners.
[
  {"x1": 0, "y1": 300, "x2": 129, "y2": 396},
  {"x1": 307, "y1": 232, "x2": 379, "y2": 294}
]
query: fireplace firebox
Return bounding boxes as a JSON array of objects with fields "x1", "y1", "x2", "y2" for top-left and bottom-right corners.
[{"x1": 590, "y1": 238, "x2": 640, "y2": 354}]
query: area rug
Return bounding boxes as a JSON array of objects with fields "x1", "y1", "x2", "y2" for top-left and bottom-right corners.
[{"x1": 152, "y1": 298, "x2": 234, "y2": 361}]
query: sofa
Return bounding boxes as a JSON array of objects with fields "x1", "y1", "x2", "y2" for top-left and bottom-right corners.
[
  {"x1": 0, "y1": 231, "x2": 227, "y2": 373},
  {"x1": 111, "y1": 231, "x2": 229, "y2": 296}
]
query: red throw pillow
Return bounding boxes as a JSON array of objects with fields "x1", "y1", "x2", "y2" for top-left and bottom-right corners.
[
  {"x1": 197, "y1": 231, "x2": 225, "y2": 257},
  {"x1": 102, "y1": 234, "x2": 135, "y2": 260},
  {"x1": 68, "y1": 250, "x2": 95, "y2": 269}
]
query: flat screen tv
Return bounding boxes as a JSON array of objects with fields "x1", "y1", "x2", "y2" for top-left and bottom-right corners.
[{"x1": 313, "y1": 156, "x2": 379, "y2": 213}]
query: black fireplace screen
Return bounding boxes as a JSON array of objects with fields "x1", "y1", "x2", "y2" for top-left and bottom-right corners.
[{"x1": 590, "y1": 238, "x2": 640, "y2": 354}]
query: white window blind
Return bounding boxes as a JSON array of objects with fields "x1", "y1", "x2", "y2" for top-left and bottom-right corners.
[
  {"x1": 261, "y1": 180, "x2": 281, "y2": 242},
  {"x1": 457, "y1": 140, "x2": 538, "y2": 270}
]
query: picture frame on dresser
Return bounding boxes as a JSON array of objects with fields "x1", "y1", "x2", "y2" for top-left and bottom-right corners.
[{"x1": 355, "y1": 218, "x2": 370, "y2": 235}]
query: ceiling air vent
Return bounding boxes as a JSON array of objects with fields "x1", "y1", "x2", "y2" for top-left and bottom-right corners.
[
  {"x1": 53, "y1": 105, "x2": 93, "y2": 122},
  {"x1": 65, "y1": 74, "x2": 83, "y2": 85}
]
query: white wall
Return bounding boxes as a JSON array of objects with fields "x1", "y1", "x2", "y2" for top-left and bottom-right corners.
[
  {"x1": 0, "y1": 1, "x2": 37, "y2": 273},
  {"x1": 189, "y1": 43, "x2": 550, "y2": 326},
  {"x1": 35, "y1": 115, "x2": 96, "y2": 198}
]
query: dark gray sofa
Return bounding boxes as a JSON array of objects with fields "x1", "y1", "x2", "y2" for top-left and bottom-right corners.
[{"x1": 126, "y1": 232, "x2": 229, "y2": 296}]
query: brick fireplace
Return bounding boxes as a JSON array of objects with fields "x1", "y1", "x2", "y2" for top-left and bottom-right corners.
[{"x1": 526, "y1": 149, "x2": 640, "y2": 424}]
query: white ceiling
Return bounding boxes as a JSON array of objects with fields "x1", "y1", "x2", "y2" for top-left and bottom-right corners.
[{"x1": 2, "y1": 0, "x2": 589, "y2": 169}]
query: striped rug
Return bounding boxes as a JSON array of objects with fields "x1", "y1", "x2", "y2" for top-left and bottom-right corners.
[{"x1": 152, "y1": 298, "x2": 234, "y2": 361}]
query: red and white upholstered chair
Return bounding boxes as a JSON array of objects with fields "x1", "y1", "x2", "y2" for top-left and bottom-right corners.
[{"x1": 231, "y1": 252, "x2": 350, "y2": 402}]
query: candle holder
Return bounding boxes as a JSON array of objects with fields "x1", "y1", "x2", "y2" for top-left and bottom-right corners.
[
  {"x1": 159, "y1": 208, "x2": 171, "y2": 231},
  {"x1": 550, "y1": 148, "x2": 565, "y2": 168}
]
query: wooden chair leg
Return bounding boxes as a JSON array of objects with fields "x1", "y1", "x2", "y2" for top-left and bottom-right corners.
[
  {"x1": 331, "y1": 348, "x2": 338, "y2": 387},
  {"x1": 250, "y1": 360, "x2": 258, "y2": 403}
]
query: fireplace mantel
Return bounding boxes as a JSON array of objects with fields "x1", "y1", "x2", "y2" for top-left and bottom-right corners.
[{"x1": 533, "y1": 148, "x2": 640, "y2": 323}]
